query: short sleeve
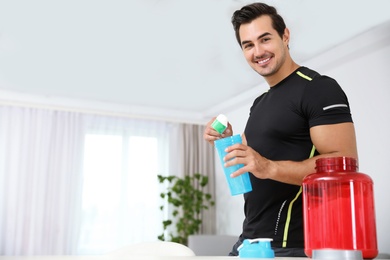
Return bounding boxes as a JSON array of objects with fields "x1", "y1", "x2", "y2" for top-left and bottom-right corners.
[{"x1": 302, "y1": 76, "x2": 353, "y2": 127}]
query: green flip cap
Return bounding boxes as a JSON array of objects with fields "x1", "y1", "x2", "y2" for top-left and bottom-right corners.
[{"x1": 211, "y1": 114, "x2": 228, "y2": 134}]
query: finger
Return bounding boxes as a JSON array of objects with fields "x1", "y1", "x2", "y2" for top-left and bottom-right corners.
[
  {"x1": 225, "y1": 143, "x2": 245, "y2": 153},
  {"x1": 229, "y1": 167, "x2": 247, "y2": 178},
  {"x1": 221, "y1": 128, "x2": 232, "y2": 137},
  {"x1": 206, "y1": 116, "x2": 217, "y2": 127},
  {"x1": 223, "y1": 155, "x2": 245, "y2": 168}
]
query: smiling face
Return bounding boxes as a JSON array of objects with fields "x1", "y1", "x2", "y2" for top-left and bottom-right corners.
[{"x1": 239, "y1": 15, "x2": 294, "y2": 86}]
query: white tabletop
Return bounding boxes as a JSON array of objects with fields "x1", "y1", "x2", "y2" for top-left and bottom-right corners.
[
  {"x1": 0, "y1": 256, "x2": 387, "y2": 260},
  {"x1": 0, "y1": 257, "x2": 310, "y2": 260}
]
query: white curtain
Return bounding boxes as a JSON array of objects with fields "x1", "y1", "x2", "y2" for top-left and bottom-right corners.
[
  {"x1": 0, "y1": 105, "x2": 186, "y2": 255},
  {"x1": 0, "y1": 106, "x2": 85, "y2": 255},
  {"x1": 179, "y1": 124, "x2": 216, "y2": 234}
]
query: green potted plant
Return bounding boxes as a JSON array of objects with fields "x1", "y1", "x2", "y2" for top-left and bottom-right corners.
[{"x1": 157, "y1": 173, "x2": 215, "y2": 245}]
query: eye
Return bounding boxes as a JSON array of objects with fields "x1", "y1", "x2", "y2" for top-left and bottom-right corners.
[
  {"x1": 261, "y1": 37, "x2": 271, "y2": 43},
  {"x1": 242, "y1": 43, "x2": 254, "y2": 50}
]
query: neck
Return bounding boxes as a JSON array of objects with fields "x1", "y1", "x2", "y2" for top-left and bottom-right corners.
[{"x1": 266, "y1": 59, "x2": 300, "y2": 87}]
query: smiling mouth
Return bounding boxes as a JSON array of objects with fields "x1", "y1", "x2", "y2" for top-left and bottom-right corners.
[{"x1": 257, "y1": 57, "x2": 271, "y2": 65}]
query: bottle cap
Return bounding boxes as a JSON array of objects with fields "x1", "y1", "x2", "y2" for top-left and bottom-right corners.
[
  {"x1": 211, "y1": 114, "x2": 228, "y2": 134},
  {"x1": 238, "y1": 238, "x2": 274, "y2": 258}
]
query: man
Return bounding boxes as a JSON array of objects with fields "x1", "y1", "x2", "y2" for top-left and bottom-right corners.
[{"x1": 203, "y1": 2, "x2": 358, "y2": 257}]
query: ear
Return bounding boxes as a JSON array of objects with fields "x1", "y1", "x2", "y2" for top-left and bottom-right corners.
[{"x1": 283, "y1": 28, "x2": 290, "y2": 46}]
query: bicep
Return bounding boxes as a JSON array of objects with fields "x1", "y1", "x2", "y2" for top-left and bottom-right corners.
[{"x1": 310, "y1": 122, "x2": 358, "y2": 159}]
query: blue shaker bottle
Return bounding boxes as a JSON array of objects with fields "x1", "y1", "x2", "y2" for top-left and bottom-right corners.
[{"x1": 214, "y1": 134, "x2": 252, "y2": 196}]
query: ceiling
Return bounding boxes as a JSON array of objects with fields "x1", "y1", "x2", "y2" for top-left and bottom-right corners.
[{"x1": 1, "y1": 0, "x2": 390, "y2": 123}]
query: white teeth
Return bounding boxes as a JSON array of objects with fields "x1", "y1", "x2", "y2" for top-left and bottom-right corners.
[{"x1": 258, "y1": 57, "x2": 270, "y2": 64}]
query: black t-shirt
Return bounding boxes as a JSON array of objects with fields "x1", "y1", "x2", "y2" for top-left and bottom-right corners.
[{"x1": 242, "y1": 66, "x2": 353, "y2": 248}]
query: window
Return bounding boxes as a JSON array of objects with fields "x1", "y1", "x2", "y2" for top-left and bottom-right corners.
[{"x1": 78, "y1": 133, "x2": 163, "y2": 254}]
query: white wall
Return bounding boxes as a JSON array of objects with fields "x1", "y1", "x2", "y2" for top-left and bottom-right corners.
[{"x1": 214, "y1": 21, "x2": 390, "y2": 254}]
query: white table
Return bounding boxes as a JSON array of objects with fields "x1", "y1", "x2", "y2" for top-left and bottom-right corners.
[
  {"x1": 0, "y1": 257, "x2": 310, "y2": 260},
  {"x1": 0, "y1": 256, "x2": 386, "y2": 260}
]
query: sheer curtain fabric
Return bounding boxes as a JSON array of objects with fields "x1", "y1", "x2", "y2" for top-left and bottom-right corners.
[{"x1": 0, "y1": 105, "x2": 215, "y2": 255}]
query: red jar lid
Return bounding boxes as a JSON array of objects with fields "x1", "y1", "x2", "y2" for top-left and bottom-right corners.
[{"x1": 315, "y1": 157, "x2": 358, "y2": 172}]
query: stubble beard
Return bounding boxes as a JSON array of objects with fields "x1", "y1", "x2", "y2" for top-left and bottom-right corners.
[{"x1": 256, "y1": 48, "x2": 287, "y2": 78}]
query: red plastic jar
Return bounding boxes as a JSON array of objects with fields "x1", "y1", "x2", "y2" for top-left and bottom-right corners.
[{"x1": 302, "y1": 157, "x2": 378, "y2": 259}]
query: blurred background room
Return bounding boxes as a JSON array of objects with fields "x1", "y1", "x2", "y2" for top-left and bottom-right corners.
[{"x1": 0, "y1": 0, "x2": 389, "y2": 256}]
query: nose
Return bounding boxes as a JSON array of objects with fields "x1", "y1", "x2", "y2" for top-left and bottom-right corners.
[{"x1": 253, "y1": 43, "x2": 264, "y2": 58}]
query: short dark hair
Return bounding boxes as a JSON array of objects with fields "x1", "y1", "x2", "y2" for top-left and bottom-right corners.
[{"x1": 231, "y1": 2, "x2": 286, "y2": 46}]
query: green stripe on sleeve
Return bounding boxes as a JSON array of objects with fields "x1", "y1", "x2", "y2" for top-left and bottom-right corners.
[{"x1": 296, "y1": 71, "x2": 313, "y2": 81}]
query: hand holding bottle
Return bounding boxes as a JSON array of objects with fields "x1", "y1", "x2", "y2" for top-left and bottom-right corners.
[{"x1": 203, "y1": 114, "x2": 233, "y2": 145}]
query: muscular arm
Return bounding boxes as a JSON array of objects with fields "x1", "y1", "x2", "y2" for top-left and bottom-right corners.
[{"x1": 228, "y1": 122, "x2": 358, "y2": 185}]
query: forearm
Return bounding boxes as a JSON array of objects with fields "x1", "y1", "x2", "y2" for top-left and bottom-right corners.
[
  {"x1": 227, "y1": 123, "x2": 358, "y2": 186},
  {"x1": 268, "y1": 159, "x2": 316, "y2": 186},
  {"x1": 269, "y1": 151, "x2": 358, "y2": 186},
  {"x1": 269, "y1": 123, "x2": 358, "y2": 185}
]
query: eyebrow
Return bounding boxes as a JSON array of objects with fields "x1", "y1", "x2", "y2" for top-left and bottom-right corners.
[{"x1": 241, "y1": 32, "x2": 272, "y2": 46}]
